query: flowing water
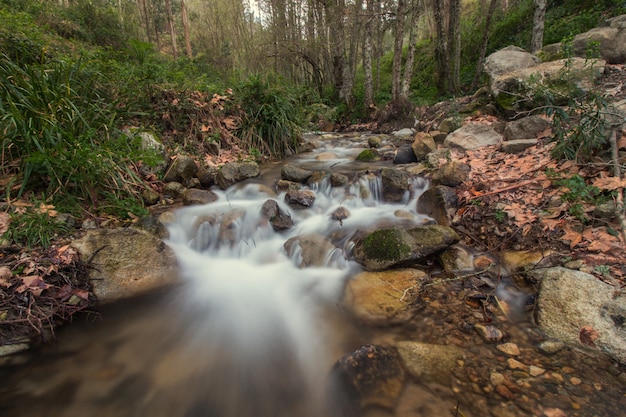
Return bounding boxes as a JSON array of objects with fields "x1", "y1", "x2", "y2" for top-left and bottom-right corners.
[{"x1": 0, "y1": 133, "x2": 624, "y2": 417}]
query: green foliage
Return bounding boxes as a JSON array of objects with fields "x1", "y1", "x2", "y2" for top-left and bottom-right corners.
[
  {"x1": 0, "y1": 8, "x2": 48, "y2": 65},
  {"x1": 0, "y1": 55, "x2": 162, "y2": 217},
  {"x1": 494, "y1": 209, "x2": 507, "y2": 223},
  {"x1": 547, "y1": 171, "x2": 609, "y2": 222},
  {"x1": 3, "y1": 204, "x2": 69, "y2": 249},
  {"x1": 232, "y1": 75, "x2": 304, "y2": 159}
]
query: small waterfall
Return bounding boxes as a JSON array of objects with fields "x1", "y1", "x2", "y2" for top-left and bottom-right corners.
[{"x1": 164, "y1": 172, "x2": 430, "y2": 417}]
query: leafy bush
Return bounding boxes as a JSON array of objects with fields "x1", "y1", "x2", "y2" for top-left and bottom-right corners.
[{"x1": 232, "y1": 75, "x2": 304, "y2": 159}]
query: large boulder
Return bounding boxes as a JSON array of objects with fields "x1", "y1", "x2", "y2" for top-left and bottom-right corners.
[
  {"x1": 216, "y1": 161, "x2": 260, "y2": 189},
  {"x1": 380, "y1": 167, "x2": 409, "y2": 202},
  {"x1": 529, "y1": 267, "x2": 626, "y2": 363},
  {"x1": 484, "y1": 46, "x2": 540, "y2": 83},
  {"x1": 503, "y1": 115, "x2": 551, "y2": 141},
  {"x1": 343, "y1": 268, "x2": 428, "y2": 325},
  {"x1": 72, "y1": 228, "x2": 179, "y2": 303},
  {"x1": 416, "y1": 185, "x2": 458, "y2": 227},
  {"x1": 571, "y1": 15, "x2": 626, "y2": 64},
  {"x1": 164, "y1": 155, "x2": 196, "y2": 183},
  {"x1": 490, "y1": 57, "x2": 606, "y2": 112},
  {"x1": 283, "y1": 233, "x2": 338, "y2": 267},
  {"x1": 444, "y1": 123, "x2": 501, "y2": 150},
  {"x1": 281, "y1": 164, "x2": 313, "y2": 183},
  {"x1": 352, "y1": 225, "x2": 459, "y2": 271},
  {"x1": 411, "y1": 132, "x2": 437, "y2": 161}
]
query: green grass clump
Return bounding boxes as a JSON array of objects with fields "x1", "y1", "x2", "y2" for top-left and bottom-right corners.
[{"x1": 3, "y1": 204, "x2": 69, "y2": 249}]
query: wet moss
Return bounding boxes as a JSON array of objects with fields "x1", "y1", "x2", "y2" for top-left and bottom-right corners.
[
  {"x1": 356, "y1": 149, "x2": 381, "y2": 162},
  {"x1": 361, "y1": 229, "x2": 410, "y2": 262}
]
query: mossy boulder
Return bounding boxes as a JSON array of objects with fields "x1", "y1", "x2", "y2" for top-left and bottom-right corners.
[
  {"x1": 352, "y1": 225, "x2": 459, "y2": 271},
  {"x1": 356, "y1": 148, "x2": 381, "y2": 162}
]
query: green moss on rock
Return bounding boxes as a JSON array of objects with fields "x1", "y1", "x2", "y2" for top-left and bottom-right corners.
[
  {"x1": 357, "y1": 149, "x2": 381, "y2": 162},
  {"x1": 361, "y1": 229, "x2": 411, "y2": 262}
]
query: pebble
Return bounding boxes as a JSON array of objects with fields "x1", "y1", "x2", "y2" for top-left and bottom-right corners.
[
  {"x1": 475, "y1": 324, "x2": 505, "y2": 343},
  {"x1": 497, "y1": 342, "x2": 521, "y2": 356},
  {"x1": 569, "y1": 377, "x2": 582, "y2": 386},
  {"x1": 490, "y1": 372, "x2": 506, "y2": 386},
  {"x1": 529, "y1": 365, "x2": 546, "y2": 376},
  {"x1": 537, "y1": 340, "x2": 565, "y2": 354},
  {"x1": 495, "y1": 384, "x2": 515, "y2": 400},
  {"x1": 507, "y1": 358, "x2": 527, "y2": 371}
]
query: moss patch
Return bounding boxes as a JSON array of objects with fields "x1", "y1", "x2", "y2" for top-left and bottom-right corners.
[{"x1": 361, "y1": 229, "x2": 411, "y2": 262}]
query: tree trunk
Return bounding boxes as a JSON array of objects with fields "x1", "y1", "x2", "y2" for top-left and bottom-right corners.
[
  {"x1": 447, "y1": 0, "x2": 461, "y2": 93},
  {"x1": 180, "y1": 0, "x2": 192, "y2": 59},
  {"x1": 433, "y1": 0, "x2": 448, "y2": 94},
  {"x1": 401, "y1": 0, "x2": 420, "y2": 98},
  {"x1": 470, "y1": 0, "x2": 498, "y2": 91},
  {"x1": 530, "y1": 0, "x2": 547, "y2": 53},
  {"x1": 363, "y1": 0, "x2": 375, "y2": 107},
  {"x1": 165, "y1": 0, "x2": 178, "y2": 59},
  {"x1": 137, "y1": 0, "x2": 152, "y2": 43},
  {"x1": 391, "y1": 0, "x2": 406, "y2": 105}
]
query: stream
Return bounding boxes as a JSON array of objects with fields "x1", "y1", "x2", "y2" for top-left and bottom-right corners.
[{"x1": 0, "y1": 132, "x2": 624, "y2": 417}]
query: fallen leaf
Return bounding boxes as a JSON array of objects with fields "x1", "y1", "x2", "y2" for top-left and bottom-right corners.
[
  {"x1": 591, "y1": 176, "x2": 626, "y2": 191},
  {"x1": 560, "y1": 225, "x2": 583, "y2": 248},
  {"x1": 15, "y1": 275, "x2": 50, "y2": 296},
  {"x1": 0, "y1": 212, "x2": 9, "y2": 235},
  {"x1": 579, "y1": 325, "x2": 599, "y2": 347}
]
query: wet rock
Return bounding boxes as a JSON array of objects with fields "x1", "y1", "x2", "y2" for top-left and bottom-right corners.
[
  {"x1": 396, "y1": 341, "x2": 463, "y2": 385},
  {"x1": 342, "y1": 268, "x2": 427, "y2": 325},
  {"x1": 393, "y1": 144, "x2": 418, "y2": 164},
  {"x1": 285, "y1": 189, "x2": 316, "y2": 208},
  {"x1": 284, "y1": 233, "x2": 337, "y2": 267},
  {"x1": 72, "y1": 228, "x2": 178, "y2": 303},
  {"x1": 164, "y1": 155, "x2": 196, "y2": 183},
  {"x1": 352, "y1": 225, "x2": 459, "y2": 271},
  {"x1": 356, "y1": 148, "x2": 381, "y2": 162},
  {"x1": 439, "y1": 244, "x2": 475, "y2": 272},
  {"x1": 475, "y1": 324, "x2": 505, "y2": 343},
  {"x1": 503, "y1": 115, "x2": 551, "y2": 141},
  {"x1": 216, "y1": 161, "x2": 260, "y2": 189},
  {"x1": 276, "y1": 179, "x2": 301, "y2": 192},
  {"x1": 416, "y1": 185, "x2": 458, "y2": 227},
  {"x1": 316, "y1": 151, "x2": 338, "y2": 160},
  {"x1": 444, "y1": 123, "x2": 501, "y2": 150},
  {"x1": 182, "y1": 188, "x2": 218, "y2": 206},
  {"x1": 330, "y1": 206, "x2": 350, "y2": 223},
  {"x1": 163, "y1": 181, "x2": 186, "y2": 198},
  {"x1": 431, "y1": 161, "x2": 470, "y2": 187},
  {"x1": 500, "y1": 139, "x2": 538, "y2": 154},
  {"x1": 497, "y1": 343, "x2": 521, "y2": 356},
  {"x1": 330, "y1": 172, "x2": 349, "y2": 187},
  {"x1": 260, "y1": 200, "x2": 294, "y2": 231},
  {"x1": 218, "y1": 208, "x2": 247, "y2": 246},
  {"x1": 538, "y1": 340, "x2": 565, "y2": 355},
  {"x1": 141, "y1": 188, "x2": 160, "y2": 206},
  {"x1": 392, "y1": 128, "x2": 415, "y2": 138},
  {"x1": 507, "y1": 358, "x2": 527, "y2": 371},
  {"x1": 500, "y1": 250, "x2": 548, "y2": 273},
  {"x1": 328, "y1": 344, "x2": 405, "y2": 411},
  {"x1": 411, "y1": 132, "x2": 436, "y2": 161},
  {"x1": 281, "y1": 164, "x2": 313, "y2": 183},
  {"x1": 380, "y1": 167, "x2": 409, "y2": 202},
  {"x1": 368, "y1": 136, "x2": 383, "y2": 148},
  {"x1": 196, "y1": 166, "x2": 217, "y2": 187},
  {"x1": 529, "y1": 365, "x2": 546, "y2": 377},
  {"x1": 529, "y1": 266, "x2": 626, "y2": 363},
  {"x1": 495, "y1": 384, "x2": 516, "y2": 400}
]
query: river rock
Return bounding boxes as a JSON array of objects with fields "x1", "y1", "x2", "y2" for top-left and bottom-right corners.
[
  {"x1": 331, "y1": 206, "x2": 350, "y2": 223},
  {"x1": 356, "y1": 148, "x2": 381, "y2": 162},
  {"x1": 571, "y1": 15, "x2": 626, "y2": 64},
  {"x1": 529, "y1": 266, "x2": 626, "y2": 363},
  {"x1": 393, "y1": 144, "x2": 418, "y2": 164},
  {"x1": 328, "y1": 344, "x2": 405, "y2": 410},
  {"x1": 368, "y1": 135, "x2": 383, "y2": 148},
  {"x1": 281, "y1": 164, "x2": 313, "y2": 183},
  {"x1": 444, "y1": 123, "x2": 501, "y2": 150},
  {"x1": 380, "y1": 167, "x2": 409, "y2": 202},
  {"x1": 276, "y1": 179, "x2": 301, "y2": 192},
  {"x1": 164, "y1": 181, "x2": 186, "y2": 198},
  {"x1": 439, "y1": 244, "x2": 475, "y2": 273},
  {"x1": 285, "y1": 189, "x2": 316, "y2": 208},
  {"x1": 416, "y1": 185, "x2": 458, "y2": 227},
  {"x1": 182, "y1": 188, "x2": 218, "y2": 206},
  {"x1": 218, "y1": 208, "x2": 247, "y2": 246},
  {"x1": 343, "y1": 268, "x2": 427, "y2": 325},
  {"x1": 72, "y1": 228, "x2": 178, "y2": 303},
  {"x1": 431, "y1": 161, "x2": 470, "y2": 187},
  {"x1": 484, "y1": 46, "x2": 541, "y2": 82},
  {"x1": 283, "y1": 233, "x2": 337, "y2": 267},
  {"x1": 504, "y1": 115, "x2": 551, "y2": 141},
  {"x1": 330, "y1": 172, "x2": 349, "y2": 187},
  {"x1": 216, "y1": 161, "x2": 260, "y2": 189},
  {"x1": 164, "y1": 155, "x2": 196, "y2": 183},
  {"x1": 260, "y1": 199, "x2": 294, "y2": 231},
  {"x1": 396, "y1": 341, "x2": 463, "y2": 385},
  {"x1": 196, "y1": 166, "x2": 217, "y2": 187},
  {"x1": 500, "y1": 139, "x2": 538, "y2": 154},
  {"x1": 352, "y1": 225, "x2": 459, "y2": 271},
  {"x1": 142, "y1": 188, "x2": 160, "y2": 206},
  {"x1": 411, "y1": 132, "x2": 436, "y2": 161}
]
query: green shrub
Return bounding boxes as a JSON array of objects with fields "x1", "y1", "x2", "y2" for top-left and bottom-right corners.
[{"x1": 232, "y1": 75, "x2": 304, "y2": 159}]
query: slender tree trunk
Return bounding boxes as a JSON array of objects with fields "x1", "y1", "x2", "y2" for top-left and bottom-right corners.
[
  {"x1": 363, "y1": 0, "x2": 374, "y2": 107},
  {"x1": 447, "y1": 0, "x2": 461, "y2": 93},
  {"x1": 401, "y1": 0, "x2": 420, "y2": 98},
  {"x1": 165, "y1": 0, "x2": 178, "y2": 59},
  {"x1": 470, "y1": 0, "x2": 498, "y2": 91},
  {"x1": 433, "y1": 0, "x2": 448, "y2": 93},
  {"x1": 530, "y1": 0, "x2": 547, "y2": 53},
  {"x1": 391, "y1": 0, "x2": 406, "y2": 105},
  {"x1": 181, "y1": 0, "x2": 192, "y2": 58},
  {"x1": 138, "y1": 0, "x2": 152, "y2": 43}
]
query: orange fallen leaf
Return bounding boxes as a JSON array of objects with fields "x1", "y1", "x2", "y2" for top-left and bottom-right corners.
[
  {"x1": 560, "y1": 224, "x2": 582, "y2": 248},
  {"x1": 579, "y1": 325, "x2": 599, "y2": 347},
  {"x1": 591, "y1": 176, "x2": 626, "y2": 191}
]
